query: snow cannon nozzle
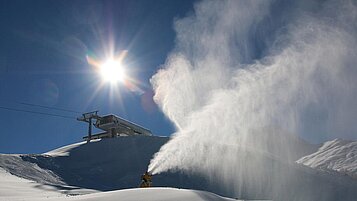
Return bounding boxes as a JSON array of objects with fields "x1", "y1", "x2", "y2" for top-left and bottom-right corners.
[{"x1": 147, "y1": 164, "x2": 156, "y2": 175}]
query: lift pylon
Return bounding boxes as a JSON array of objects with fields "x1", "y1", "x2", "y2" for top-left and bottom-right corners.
[{"x1": 77, "y1": 111, "x2": 100, "y2": 143}]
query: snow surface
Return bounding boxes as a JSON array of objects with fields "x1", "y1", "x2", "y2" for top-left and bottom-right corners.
[
  {"x1": 61, "y1": 188, "x2": 239, "y2": 201},
  {"x1": 0, "y1": 154, "x2": 64, "y2": 185},
  {"x1": 1, "y1": 135, "x2": 357, "y2": 201},
  {"x1": 45, "y1": 141, "x2": 88, "y2": 157},
  {"x1": 35, "y1": 188, "x2": 238, "y2": 201},
  {"x1": 0, "y1": 166, "x2": 239, "y2": 201},
  {"x1": 297, "y1": 139, "x2": 357, "y2": 179},
  {"x1": 0, "y1": 167, "x2": 65, "y2": 201},
  {"x1": 0, "y1": 167, "x2": 239, "y2": 201},
  {"x1": 0, "y1": 152, "x2": 239, "y2": 201},
  {"x1": 0, "y1": 136, "x2": 172, "y2": 191}
]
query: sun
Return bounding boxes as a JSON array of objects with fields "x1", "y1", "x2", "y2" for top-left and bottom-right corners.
[
  {"x1": 85, "y1": 51, "x2": 145, "y2": 108},
  {"x1": 100, "y1": 59, "x2": 125, "y2": 83}
]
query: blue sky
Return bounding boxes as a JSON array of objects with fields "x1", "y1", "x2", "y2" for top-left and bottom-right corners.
[{"x1": 0, "y1": 0, "x2": 195, "y2": 154}]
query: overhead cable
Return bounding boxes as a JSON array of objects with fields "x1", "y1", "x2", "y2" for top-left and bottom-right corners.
[
  {"x1": 0, "y1": 106, "x2": 75, "y2": 119},
  {"x1": 17, "y1": 102, "x2": 82, "y2": 114}
]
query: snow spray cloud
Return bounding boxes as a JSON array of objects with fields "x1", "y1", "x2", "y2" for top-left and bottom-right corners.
[{"x1": 149, "y1": 0, "x2": 357, "y2": 197}]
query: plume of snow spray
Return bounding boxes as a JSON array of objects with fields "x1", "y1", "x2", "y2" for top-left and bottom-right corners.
[{"x1": 149, "y1": 0, "x2": 357, "y2": 198}]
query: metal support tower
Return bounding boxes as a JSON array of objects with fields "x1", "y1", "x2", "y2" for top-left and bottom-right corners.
[{"x1": 77, "y1": 111, "x2": 100, "y2": 143}]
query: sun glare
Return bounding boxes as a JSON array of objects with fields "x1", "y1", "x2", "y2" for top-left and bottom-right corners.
[
  {"x1": 100, "y1": 60, "x2": 125, "y2": 83},
  {"x1": 86, "y1": 50, "x2": 144, "y2": 107}
]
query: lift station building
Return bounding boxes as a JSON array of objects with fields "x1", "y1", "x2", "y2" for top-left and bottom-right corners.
[{"x1": 78, "y1": 111, "x2": 152, "y2": 142}]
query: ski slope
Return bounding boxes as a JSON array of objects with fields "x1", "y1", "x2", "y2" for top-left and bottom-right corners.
[
  {"x1": 0, "y1": 167, "x2": 238, "y2": 201},
  {"x1": 0, "y1": 159, "x2": 238, "y2": 201},
  {"x1": 55, "y1": 188, "x2": 237, "y2": 201},
  {"x1": 0, "y1": 167, "x2": 65, "y2": 201},
  {"x1": 1, "y1": 135, "x2": 357, "y2": 201},
  {"x1": 0, "y1": 136, "x2": 171, "y2": 191},
  {"x1": 0, "y1": 167, "x2": 239, "y2": 201}
]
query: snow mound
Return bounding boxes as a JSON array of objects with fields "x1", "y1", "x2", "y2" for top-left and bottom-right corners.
[{"x1": 297, "y1": 139, "x2": 357, "y2": 179}]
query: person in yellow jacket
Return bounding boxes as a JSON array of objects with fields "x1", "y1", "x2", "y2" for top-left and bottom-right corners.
[{"x1": 139, "y1": 171, "x2": 152, "y2": 188}]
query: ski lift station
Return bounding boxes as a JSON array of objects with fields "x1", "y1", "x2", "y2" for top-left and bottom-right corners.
[{"x1": 78, "y1": 111, "x2": 152, "y2": 142}]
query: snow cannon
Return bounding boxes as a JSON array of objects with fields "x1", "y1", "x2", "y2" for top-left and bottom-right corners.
[{"x1": 139, "y1": 171, "x2": 153, "y2": 188}]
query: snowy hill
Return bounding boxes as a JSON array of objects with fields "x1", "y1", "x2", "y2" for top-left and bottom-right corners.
[
  {"x1": 54, "y1": 188, "x2": 237, "y2": 201},
  {"x1": 0, "y1": 167, "x2": 65, "y2": 200},
  {"x1": 0, "y1": 136, "x2": 214, "y2": 195},
  {"x1": 0, "y1": 136, "x2": 195, "y2": 191},
  {"x1": 1, "y1": 135, "x2": 357, "y2": 201},
  {"x1": 0, "y1": 167, "x2": 236, "y2": 201},
  {"x1": 297, "y1": 139, "x2": 357, "y2": 179}
]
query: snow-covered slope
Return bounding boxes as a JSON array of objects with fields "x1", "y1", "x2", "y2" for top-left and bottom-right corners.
[
  {"x1": 0, "y1": 185, "x2": 238, "y2": 201},
  {"x1": 0, "y1": 154, "x2": 64, "y2": 185},
  {"x1": 0, "y1": 167, "x2": 65, "y2": 200},
  {"x1": 1, "y1": 135, "x2": 357, "y2": 201},
  {"x1": 0, "y1": 168, "x2": 238, "y2": 201},
  {"x1": 297, "y1": 139, "x2": 357, "y2": 179},
  {"x1": 0, "y1": 136, "x2": 174, "y2": 191},
  {"x1": 0, "y1": 153, "x2": 237, "y2": 201},
  {"x1": 56, "y1": 188, "x2": 237, "y2": 201},
  {"x1": 0, "y1": 136, "x2": 212, "y2": 195}
]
